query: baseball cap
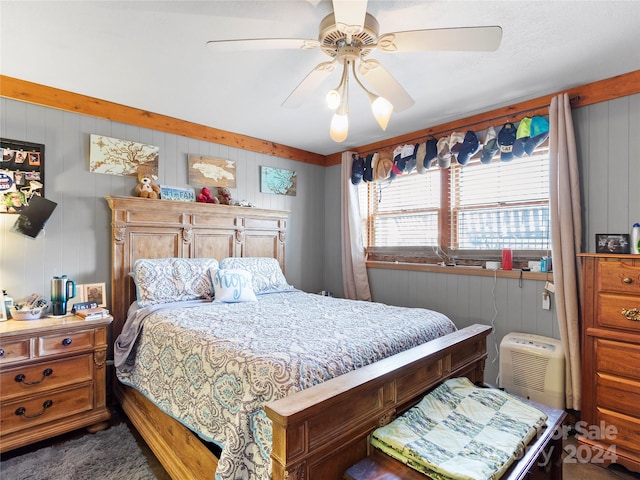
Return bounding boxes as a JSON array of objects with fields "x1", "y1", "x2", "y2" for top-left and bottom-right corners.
[
  {"x1": 512, "y1": 117, "x2": 531, "y2": 158},
  {"x1": 351, "y1": 154, "x2": 364, "y2": 185},
  {"x1": 425, "y1": 137, "x2": 438, "y2": 169},
  {"x1": 415, "y1": 142, "x2": 427, "y2": 174},
  {"x1": 437, "y1": 136, "x2": 452, "y2": 169},
  {"x1": 524, "y1": 116, "x2": 550, "y2": 155},
  {"x1": 457, "y1": 130, "x2": 480, "y2": 166},
  {"x1": 497, "y1": 122, "x2": 517, "y2": 162},
  {"x1": 480, "y1": 126, "x2": 498, "y2": 164}
]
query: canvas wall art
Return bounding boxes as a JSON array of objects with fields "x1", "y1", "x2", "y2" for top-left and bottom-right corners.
[
  {"x1": 89, "y1": 134, "x2": 158, "y2": 177},
  {"x1": 260, "y1": 166, "x2": 296, "y2": 196},
  {"x1": 188, "y1": 154, "x2": 236, "y2": 188}
]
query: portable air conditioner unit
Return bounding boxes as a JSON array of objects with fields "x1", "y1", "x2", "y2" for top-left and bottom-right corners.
[{"x1": 499, "y1": 333, "x2": 565, "y2": 409}]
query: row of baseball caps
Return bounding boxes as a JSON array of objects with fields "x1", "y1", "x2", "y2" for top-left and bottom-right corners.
[{"x1": 351, "y1": 115, "x2": 550, "y2": 184}]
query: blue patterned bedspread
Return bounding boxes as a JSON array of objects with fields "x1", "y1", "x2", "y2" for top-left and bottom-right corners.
[{"x1": 116, "y1": 291, "x2": 456, "y2": 480}]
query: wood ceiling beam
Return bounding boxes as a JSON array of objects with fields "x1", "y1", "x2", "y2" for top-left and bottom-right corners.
[{"x1": 0, "y1": 75, "x2": 326, "y2": 166}]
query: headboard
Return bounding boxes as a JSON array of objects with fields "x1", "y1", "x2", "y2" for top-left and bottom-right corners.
[{"x1": 106, "y1": 196, "x2": 289, "y2": 341}]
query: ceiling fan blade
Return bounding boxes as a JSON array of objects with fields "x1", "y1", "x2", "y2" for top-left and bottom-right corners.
[
  {"x1": 282, "y1": 61, "x2": 337, "y2": 108},
  {"x1": 377, "y1": 26, "x2": 502, "y2": 52},
  {"x1": 206, "y1": 38, "x2": 320, "y2": 52},
  {"x1": 358, "y1": 59, "x2": 414, "y2": 112},
  {"x1": 332, "y1": 0, "x2": 367, "y2": 36}
]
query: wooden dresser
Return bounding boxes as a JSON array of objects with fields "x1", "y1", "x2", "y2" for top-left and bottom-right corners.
[
  {"x1": 0, "y1": 315, "x2": 112, "y2": 452},
  {"x1": 579, "y1": 254, "x2": 640, "y2": 473}
]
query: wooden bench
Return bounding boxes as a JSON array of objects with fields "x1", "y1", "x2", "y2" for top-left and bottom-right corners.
[{"x1": 344, "y1": 399, "x2": 566, "y2": 480}]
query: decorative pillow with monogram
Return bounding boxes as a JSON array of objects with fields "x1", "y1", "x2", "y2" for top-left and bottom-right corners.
[{"x1": 210, "y1": 268, "x2": 257, "y2": 303}]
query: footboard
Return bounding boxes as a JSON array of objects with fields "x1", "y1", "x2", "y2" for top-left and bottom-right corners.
[{"x1": 265, "y1": 324, "x2": 491, "y2": 480}]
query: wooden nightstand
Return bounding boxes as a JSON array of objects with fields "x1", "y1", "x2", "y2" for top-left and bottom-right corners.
[{"x1": 0, "y1": 314, "x2": 112, "y2": 452}]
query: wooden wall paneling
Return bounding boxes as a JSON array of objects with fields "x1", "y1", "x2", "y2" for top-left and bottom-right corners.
[
  {"x1": 630, "y1": 95, "x2": 640, "y2": 227},
  {"x1": 607, "y1": 98, "x2": 632, "y2": 231},
  {"x1": 586, "y1": 102, "x2": 613, "y2": 241}
]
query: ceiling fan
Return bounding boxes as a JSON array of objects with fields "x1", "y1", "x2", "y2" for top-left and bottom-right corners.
[{"x1": 206, "y1": 0, "x2": 502, "y2": 142}]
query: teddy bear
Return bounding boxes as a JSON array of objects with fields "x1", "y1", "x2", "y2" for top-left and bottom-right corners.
[
  {"x1": 134, "y1": 173, "x2": 161, "y2": 199},
  {"x1": 217, "y1": 187, "x2": 233, "y2": 205},
  {"x1": 196, "y1": 187, "x2": 219, "y2": 204}
]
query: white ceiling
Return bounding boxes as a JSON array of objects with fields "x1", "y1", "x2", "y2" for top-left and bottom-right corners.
[{"x1": 1, "y1": 1, "x2": 639, "y2": 156}]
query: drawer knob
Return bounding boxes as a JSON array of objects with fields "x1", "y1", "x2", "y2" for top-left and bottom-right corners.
[
  {"x1": 14, "y1": 368, "x2": 53, "y2": 385},
  {"x1": 0, "y1": 348, "x2": 4, "y2": 357},
  {"x1": 621, "y1": 308, "x2": 640, "y2": 321},
  {"x1": 61, "y1": 337, "x2": 72, "y2": 346},
  {"x1": 15, "y1": 400, "x2": 53, "y2": 419},
  {"x1": 622, "y1": 277, "x2": 633, "y2": 285}
]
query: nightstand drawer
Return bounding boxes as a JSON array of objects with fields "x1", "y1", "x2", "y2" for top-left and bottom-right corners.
[
  {"x1": 0, "y1": 384, "x2": 93, "y2": 436},
  {"x1": 596, "y1": 339, "x2": 640, "y2": 381},
  {"x1": 38, "y1": 329, "x2": 94, "y2": 357},
  {"x1": 0, "y1": 338, "x2": 30, "y2": 366},
  {"x1": 598, "y1": 293, "x2": 640, "y2": 332},
  {"x1": 599, "y1": 261, "x2": 640, "y2": 294},
  {"x1": 0, "y1": 354, "x2": 93, "y2": 402}
]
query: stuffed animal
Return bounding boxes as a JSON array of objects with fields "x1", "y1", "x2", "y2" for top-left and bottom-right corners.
[
  {"x1": 217, "y1": 187, "x2": 232, "y2": 205},
  {"x1": 196, "y1": 187, "x2": 219, "y2": 204},
  {"x1": 134, "y1": 173, "x2": 161, "y2": 199}
]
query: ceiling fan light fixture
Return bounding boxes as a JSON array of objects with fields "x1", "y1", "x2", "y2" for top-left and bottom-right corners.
[
  {"x1": 370, "y1": 94, "x2": 393, "y2": 131},
  {"x1": 330, "y1": 112, "x2": 349, "y2": 142},
  {"x1": 326, "y1": 89, "x2": 341, "y2": 110}
]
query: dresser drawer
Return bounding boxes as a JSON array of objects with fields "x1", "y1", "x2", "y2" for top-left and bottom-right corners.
[
  {"x1": 38, "y1": 329, "x2": 94, "y2": 357},
  {"x1": 596, "y1": 408, "x2": 640, "y2": 456},
  {"x1": 596, "y1": 339, "x2": 640, "y2": 381},
  {"x1": 0, "y1": 338, "x2": 30, "y2": 366},
  {"x1": 598, "y1": 294, "x2": 640, "y2": 333},
  {"x1": 0, "y1": 354, "x2": 93, "y2": 402},
  {"x1": 597, "y1": 372, "x2": 640, "y2": 418},
  {"x1": 0, "y1": 384, "x2": 93, "y2": 436},
  {"x1": 599, "y1": 261, "x2": 640, "y2": 294}
]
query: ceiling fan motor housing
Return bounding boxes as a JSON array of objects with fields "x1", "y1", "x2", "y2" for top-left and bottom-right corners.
[{"x1": 319, "y1": 13, "x2": 379, "y2": 58}]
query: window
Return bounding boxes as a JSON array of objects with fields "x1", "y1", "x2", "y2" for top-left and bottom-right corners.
[{"x1": 361, "y1": 142, "x2": 550, "y2": 264}]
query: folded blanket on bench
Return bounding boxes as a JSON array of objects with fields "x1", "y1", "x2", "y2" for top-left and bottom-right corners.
[{"x1": 371, "y1": 377, "x2": 548, "y2": 480}]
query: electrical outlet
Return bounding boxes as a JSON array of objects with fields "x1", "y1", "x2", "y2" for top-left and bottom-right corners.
[{"x1": 542, "y1": 292, "x2": 551, "y2": 310}]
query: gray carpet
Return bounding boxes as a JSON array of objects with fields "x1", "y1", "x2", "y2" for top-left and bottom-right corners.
[{"x1": 0, "y1": 423, "x2": 158, "y2": 480}]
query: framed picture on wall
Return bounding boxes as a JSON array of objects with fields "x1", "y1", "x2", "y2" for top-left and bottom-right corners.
[
  {"x1": 596, "y1": 234, "x2": 630, "y2": 254},
  {"x1": 0, "y1": 138, "x2": 45, "y2": 214}
]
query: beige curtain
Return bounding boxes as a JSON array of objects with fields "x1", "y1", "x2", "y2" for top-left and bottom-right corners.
[
  {"x1": 549, "y1": 93, "x2": 582, "y2": 411},
  {"x1": 341, "y1": 151, "x2": 372, "y2": 301}
]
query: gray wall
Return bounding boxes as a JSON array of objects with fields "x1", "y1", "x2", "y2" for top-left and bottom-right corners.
[
  {"x1": 323, "y1": 93, "x2": 640, "y2": 384},
  {"x1": 0, "y1": 98, "x2": 326, "y2": 302},
  {"x1": 2, "y1": 93, "x2": 638, "y2": 384}
]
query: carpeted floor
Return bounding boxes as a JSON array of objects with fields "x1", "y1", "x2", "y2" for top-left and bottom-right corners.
[{"x1": 0, "y1": 409, "x2": 171, "y2": 480}]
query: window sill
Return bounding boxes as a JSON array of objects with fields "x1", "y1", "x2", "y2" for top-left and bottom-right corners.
[{"x1": 366, "y1": 260, "x2": 553, "y2": 281}]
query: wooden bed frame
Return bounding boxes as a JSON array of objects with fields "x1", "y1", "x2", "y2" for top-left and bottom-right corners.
[{"x1": 106, "y1": 195, "x2": 491, "y2": 480}]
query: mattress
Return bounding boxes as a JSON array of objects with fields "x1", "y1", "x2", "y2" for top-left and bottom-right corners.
[{"x1": 115, "y1": 290, "x2": 457, "y2": 480}]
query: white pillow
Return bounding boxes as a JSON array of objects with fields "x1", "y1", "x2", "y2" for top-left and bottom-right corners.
[
  {"x1": 133, "y1": 258, "x2": 218, "y2": 307},
  {"x1": 211, "y1": 268, "x2": 257, "y2": 303},
  {"x1": 218, "y1": 257, "x2": 294, "y2": 295}
]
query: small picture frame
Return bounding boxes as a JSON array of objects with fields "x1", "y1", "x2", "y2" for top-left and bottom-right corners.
[
  {"x1": 596, "y1": 234, "x2": 631, "y2": 254},
  {"x1": 84, "y1": 283, "x2": 106, "y2": 307}
]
